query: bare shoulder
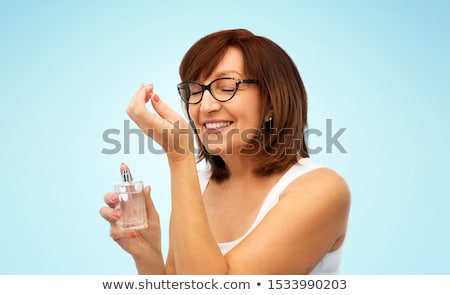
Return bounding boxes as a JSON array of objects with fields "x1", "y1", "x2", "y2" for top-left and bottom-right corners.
[
  {"x1": 282, "y1": 167, "x2": 351, "y2": 207},
  {"x1": 225, "y1": 167, "x2": 351, "y2": 273},
  {"x1": 280, "y1": 167, "x2": 351, "y2": 250}
]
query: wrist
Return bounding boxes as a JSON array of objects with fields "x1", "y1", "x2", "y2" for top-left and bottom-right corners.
[
  {"x1": 133, "y1": 249, "x2": 166, "y2": 275},
  {"x1": 167, "y1": 153, "x2": 197, "y2": 167}
]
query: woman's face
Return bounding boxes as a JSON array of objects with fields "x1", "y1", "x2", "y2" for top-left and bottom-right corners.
[{"x1": 188, "y1": 47, "x2": 265, "y2": 157}]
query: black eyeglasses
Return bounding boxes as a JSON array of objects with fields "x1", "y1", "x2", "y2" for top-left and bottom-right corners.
[{"x1": 177, "y1": 77, "x2": 258, "y2": 104}]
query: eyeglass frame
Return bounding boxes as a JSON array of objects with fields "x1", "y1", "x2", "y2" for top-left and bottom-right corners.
[{"x1": 177, "y1": 77, "x2": 259, "y2": 104}]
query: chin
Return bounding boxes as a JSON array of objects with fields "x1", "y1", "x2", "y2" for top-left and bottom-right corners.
[{"x1": 203, "y1": 144, "x2": 228, "y2": 156}]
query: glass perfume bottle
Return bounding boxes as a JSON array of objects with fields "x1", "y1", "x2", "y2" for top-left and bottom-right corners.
[{"x1": 114, "y1": 169, "x2": 148, "y2": 231}]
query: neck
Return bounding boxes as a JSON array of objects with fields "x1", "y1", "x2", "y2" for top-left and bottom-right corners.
[{"x1": 219, "y1": 154, "x2": 259, "y2": 179}]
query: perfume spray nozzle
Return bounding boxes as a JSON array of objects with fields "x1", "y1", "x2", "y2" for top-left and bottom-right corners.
[{"x1": 122, "y1": 169, "x2": 132, "y2": 182}]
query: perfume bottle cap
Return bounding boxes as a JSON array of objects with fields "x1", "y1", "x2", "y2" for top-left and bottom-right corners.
[{"x1": 122, "y1": 169, "x2": 132, "y2": 182}]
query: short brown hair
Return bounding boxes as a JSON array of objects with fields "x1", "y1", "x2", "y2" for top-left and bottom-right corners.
[{"x1": 179, "y1": 29, "x2": 309, "y2": 182}]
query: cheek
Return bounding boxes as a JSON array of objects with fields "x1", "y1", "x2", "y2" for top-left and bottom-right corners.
[
  {"x1": 187, "y1": 105, "x2": 196, "y2": 120},
  {"x1": 187, "y1": 106, "x2": 200, "y2": 126}
]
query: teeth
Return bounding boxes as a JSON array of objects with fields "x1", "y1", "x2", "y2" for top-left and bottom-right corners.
[{"x1": 205, "y1": 121, "x2": 232, "y2": 129}]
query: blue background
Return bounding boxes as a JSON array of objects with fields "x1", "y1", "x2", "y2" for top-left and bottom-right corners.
[{"x1": 1, "y1": 0, "x2": 449, "y2": 274}]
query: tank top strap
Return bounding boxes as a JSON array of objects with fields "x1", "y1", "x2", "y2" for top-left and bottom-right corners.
[
  {"x1": 198, "y1": 168, "x2": 211, "y2": 194},
  {"x1": 198, "y1": 158, "x2": 324, "y2": 254},
  {"x1": 250, "y1": 158, "x2": 324, "y2": 228}
]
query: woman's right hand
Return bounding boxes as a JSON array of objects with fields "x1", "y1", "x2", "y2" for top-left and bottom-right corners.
[
  {"x1": 126, "y1": 83, "x2": 195, "y2": 164},
  {"x1": 99, "y1": 163, "x2": 166, "y2": 274}
]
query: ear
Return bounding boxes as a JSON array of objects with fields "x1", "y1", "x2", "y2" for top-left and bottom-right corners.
[{"x1": 264, "y1": 110, "x2": 273, "y2": 122}]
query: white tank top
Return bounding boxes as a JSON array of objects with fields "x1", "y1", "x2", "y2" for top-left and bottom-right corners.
[{"x1": 197, "y1": 157, "x2": 343, "y2": 274}]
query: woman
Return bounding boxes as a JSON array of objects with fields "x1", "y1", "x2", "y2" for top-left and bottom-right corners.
[{"x1": 100, "y1": 29, "x2": 350, "y2": 274}]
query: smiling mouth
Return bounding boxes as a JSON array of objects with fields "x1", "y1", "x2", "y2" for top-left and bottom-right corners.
[{"x1": 204, "y1": 121, "x2": 233, "y2": 130}]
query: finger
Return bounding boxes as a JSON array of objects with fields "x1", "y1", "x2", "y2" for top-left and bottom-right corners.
[
  {"x1": 110, "y1": 226, "x2": 125, "y2": 242},
  {"x1": 150, "y1": 94, "x2": 186, "y2": 126},
  {"x1": 99, "y1": 206, "x2": 120, "y2": 223},
  {"x1": 143, "y1": 83, "x2": 154, "y2": 103},
  {"x1": 127, "y1": 94, "x2": 176, "y2": 143},
  {"x1": 104, "y1": 192, "x2": 119, "y2": 208},
  {"x1": 127, "y1": 84, "x2": 150, "y2": 121},
  {"x1": 126, "y1": 87, "x2": 170, "y2": 137}
]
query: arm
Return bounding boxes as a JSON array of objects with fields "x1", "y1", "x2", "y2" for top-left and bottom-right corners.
[
  {"x1": 127, "y1": 85, "x2": 350, "y2": 274},
  {"x1": 166, "y1": 162, "x2": 350, "y2": 274},
  {"x1": 168, "y1": 165, "x2": 350, "y2": 274},
  {"x1": 168, "y1": 157, "x2": 229, "y2": 274},
  {"x1": 127, "y1": 84, "x2": 229, "y2": 273},
  {"x1": 223, "y1": 168, "x2": 351, "y2": 274}
]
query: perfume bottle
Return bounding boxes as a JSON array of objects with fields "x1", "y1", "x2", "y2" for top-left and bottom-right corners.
[{"x1": 114, "y1": 169, "x2": 148, "y2": 231}]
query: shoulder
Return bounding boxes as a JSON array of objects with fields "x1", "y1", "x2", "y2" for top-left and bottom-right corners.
[
  {"x1": 224, "y1": 162, "x2": 350, "y2": 273},
  {"x1": 283, "y1": 158, "x2": 350, "y2": 203},
  {"x1": 281, "y1": 165, "x2": 351, "y2": 229},
  {"x1": 285, "y1": 166, "x2": 350, "y2": 202}
]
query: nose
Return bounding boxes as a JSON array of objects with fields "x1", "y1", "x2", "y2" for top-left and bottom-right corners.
[{"x1": 199, "y1": 89, "x2": 221, "y2": 114}]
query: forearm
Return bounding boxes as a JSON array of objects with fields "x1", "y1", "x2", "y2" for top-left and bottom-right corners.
[
  {"x1": 168, "y1": 156, "x2": 228, "y2": 274},
  {"x1": 133, "y1": 249, "x2": 167, "y2": 275}
]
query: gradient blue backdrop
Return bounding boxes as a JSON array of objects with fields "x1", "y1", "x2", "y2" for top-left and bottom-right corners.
[{"x1": 1, "y1": 0, "x2": 449, "y2": 274}]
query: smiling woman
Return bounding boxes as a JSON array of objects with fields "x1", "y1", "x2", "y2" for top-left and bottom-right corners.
[{"x1": 99, "y1": 28, "x2": 351, "y2": 275}]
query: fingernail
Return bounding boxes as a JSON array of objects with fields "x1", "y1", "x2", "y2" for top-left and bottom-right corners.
[
  {"x1": 153, "y1": 94, "x2": 160, "y2": 103},
  {"x1": 112, "y1": 211, "x2": 121, "y2": 219},
  {"x1": 130, "y1": 232, "x2": 138, "y2": 238}
]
